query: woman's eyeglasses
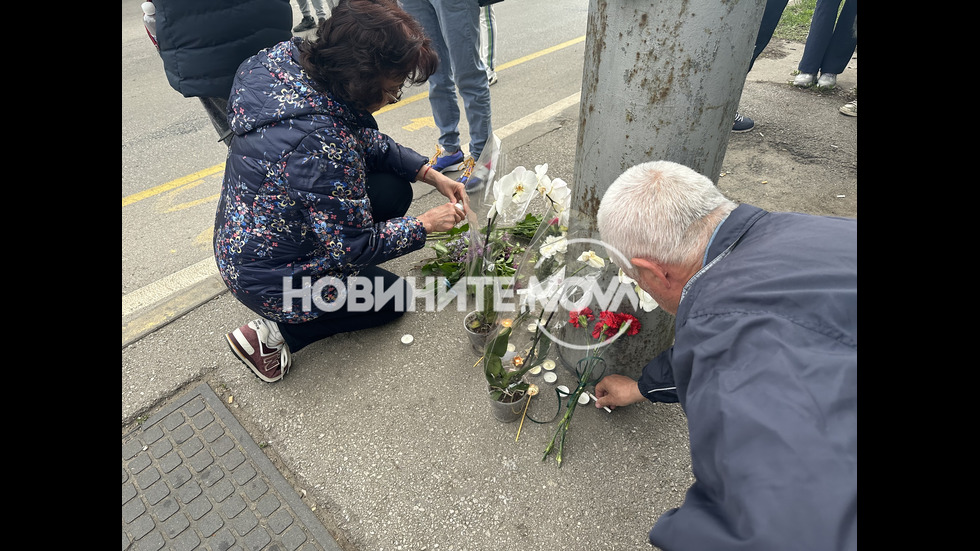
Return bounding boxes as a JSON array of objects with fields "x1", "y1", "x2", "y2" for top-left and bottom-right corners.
[{"x1": 384, "y1": 85, "x2": 404, "y2": 104}]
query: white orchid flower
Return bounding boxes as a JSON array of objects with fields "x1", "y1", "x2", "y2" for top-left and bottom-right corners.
[
  {"x1": 488, "y1": 166, "x2": 534, "y2": 222},
  {"x1": 539, "y1": 233, "x2": 567, "y2": 259},
  {"x1": 636, "y1": 286, "x2": 658, "y2": 311},
  {"x1": 618, "y1": 267, "x2": 657, "y2": 311},
  {"x1": 577, "y1": 250, "x2": 605, "y2": 268},
  {"x1": 534, "y1": 164, "x2": 552, "y2": 194},
  {"x1": 538, "y1": 178, "x2": 572, "y2": 227}
]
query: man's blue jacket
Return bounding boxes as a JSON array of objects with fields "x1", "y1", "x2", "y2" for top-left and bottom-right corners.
[{"x1": 639, "y1": 204, "x2": 857, "y2": 551}]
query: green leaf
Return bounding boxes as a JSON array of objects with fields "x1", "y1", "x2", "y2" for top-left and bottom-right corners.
[
  {"x1": 485, "y1": 355, "x2": 504, "y2": 379},
  {"x1": 487, "y1": 326, "x2": 512, "y2": 358}
]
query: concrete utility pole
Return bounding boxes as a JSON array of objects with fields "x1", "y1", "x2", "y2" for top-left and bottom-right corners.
[{"x1": 567, "y1": 0, "x2": 765, "y2": 378}]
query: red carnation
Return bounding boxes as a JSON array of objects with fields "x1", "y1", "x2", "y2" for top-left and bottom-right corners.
[
  {"x1": 617, "y1": 313, "x2": 641, "y2": 335},
  {"x1": 569, "y1": 307, "x2": 594, "y2": 328},
  {"x1": 598, "y1": 310, "x2": 619, "y2": 329}
]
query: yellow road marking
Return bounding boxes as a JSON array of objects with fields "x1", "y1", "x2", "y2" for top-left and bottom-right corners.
[
  {"x1": 122, "y1": 163, "x2": 224, "y2": 207},
  {"x1": 403, "y1": 116, "x2": 437, "y2": 132},
  {"x1": 162, "y1": 193, "x2": 222, "y2": 213}
]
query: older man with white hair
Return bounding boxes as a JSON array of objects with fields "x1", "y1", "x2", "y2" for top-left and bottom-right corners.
[{"x1": 593, "y1": 161, "x2": 857, "y2": 551}]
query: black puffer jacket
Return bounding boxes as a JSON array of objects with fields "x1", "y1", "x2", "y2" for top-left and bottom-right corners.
[{"x1": 153, "y1": 0, "x2": 293, "y2": 99}]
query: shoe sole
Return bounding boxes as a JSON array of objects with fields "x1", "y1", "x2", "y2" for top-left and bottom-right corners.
[
  {"x1": 731, "y1": 127, "x2": 754, "y2": 133},
  {"x1": 226, "y1": 331, "x2": 283, "y2": 383},
  {"x1": 432, "y1": 161, "x2": 465, "y2": 173}
]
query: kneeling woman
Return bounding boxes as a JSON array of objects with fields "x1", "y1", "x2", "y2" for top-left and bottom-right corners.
[{"x1": 214, "y1": 0, "x2": 468, "y2": 383}]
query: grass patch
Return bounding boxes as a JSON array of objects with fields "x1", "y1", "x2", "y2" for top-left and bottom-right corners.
[{"x1": 774, "y1": 0, "x2": 816, "y2": 42}]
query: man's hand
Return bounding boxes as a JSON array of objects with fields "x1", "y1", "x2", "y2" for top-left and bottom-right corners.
[{"x1": 594, "y1": 374, "x2": 645, "y2": 410}]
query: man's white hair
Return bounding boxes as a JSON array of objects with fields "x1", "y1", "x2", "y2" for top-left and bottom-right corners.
[{"x1": 596, "y1": 161, "x2": 737, "y2": 275}]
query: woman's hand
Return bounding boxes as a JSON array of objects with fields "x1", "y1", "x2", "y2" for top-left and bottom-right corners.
[
  {"x1": 433, "y1": 174, "x2": 468, "y2": 210},
  {"x1": 417, "y1": 164, "x2": 470, "y2": 216},
  {"x1": 417, "y1": 202, "x2": 466, "y2": 233}
]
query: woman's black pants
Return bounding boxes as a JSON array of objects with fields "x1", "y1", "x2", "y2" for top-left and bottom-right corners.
[{"x1": 278, "y1": 171, "x2": 416, "y2": 352}]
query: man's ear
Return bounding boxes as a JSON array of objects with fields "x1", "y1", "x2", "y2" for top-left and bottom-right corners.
[{"x1": 630, "y1": 257, "x2": 670, "y2": 290}]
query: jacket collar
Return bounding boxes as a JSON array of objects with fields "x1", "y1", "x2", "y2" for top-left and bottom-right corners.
[
  {"x1": 678, "y1": 204, "x2": 768, "y2": 310},
  {"x1": 704, "y1": 204, "x2": 767, "y2": 261}
]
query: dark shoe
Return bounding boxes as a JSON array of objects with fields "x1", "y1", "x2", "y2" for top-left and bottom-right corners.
[
  {"x1": 293, "y1": 16, "x2": 316, "y2": 32},
  {"x1": 732, "y1": 112, "x2": 754, "y2": 133},
  {"x1": 226, "y1": 319, "x2": 291, "y2": 383},
  {"x1": 427, "y1": 146, "x2": 465, "y2": 172}
]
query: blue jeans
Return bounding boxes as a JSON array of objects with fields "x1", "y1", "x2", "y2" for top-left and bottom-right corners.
[
  {"x1": 798, "y1": 0, "x2": 857, "y2": 75},
  {"x1": 401, "y1": 0, "x2": 492, "y2": 159}
]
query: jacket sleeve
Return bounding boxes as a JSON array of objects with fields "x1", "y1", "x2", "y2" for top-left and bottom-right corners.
[
  {"x1": 286, "y1": 126, "x2": 428, "y2": 274},
  {"x1": 359, "y1": 127, "x2": 429, "y2": 182},
  {"x1": 637, "y1": 350, "x2": 679, "y2": 403}
]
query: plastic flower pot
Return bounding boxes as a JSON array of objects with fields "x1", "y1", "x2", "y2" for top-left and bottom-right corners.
[{"x1": 464, "y1": 310, "x2": 499, "y2": 355}]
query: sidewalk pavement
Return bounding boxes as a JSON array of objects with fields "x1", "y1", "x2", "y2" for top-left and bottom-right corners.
[{"x1": 123, "y1": 39, "x2": 856, "y2": 551}]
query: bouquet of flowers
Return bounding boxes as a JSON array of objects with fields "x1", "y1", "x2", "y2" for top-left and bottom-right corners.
[
  {"x1": 421, "y1": 163, "x2": 573, "y2": 334},
  {"x1": 421, "y1": 214, "x2": 540, "y2": 288},
  {"x1": 542, "y1": 306, "x2": 641, "y2": 467}
]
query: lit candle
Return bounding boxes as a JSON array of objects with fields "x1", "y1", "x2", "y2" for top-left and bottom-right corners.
[
  {"x1": 499, "y1": 342, "x2": 517, "y2": 363},
  {"x1": 501, "y1": 318, "x2": 513, "y2": 328}
]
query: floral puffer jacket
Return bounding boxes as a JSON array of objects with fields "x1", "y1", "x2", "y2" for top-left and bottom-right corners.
[{"x1": 214, "y1": 38, "x2": 429, "y2": 323}]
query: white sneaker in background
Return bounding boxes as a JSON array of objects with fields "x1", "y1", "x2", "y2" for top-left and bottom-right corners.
[
  {"x1": 816, "y1": 73, "x2": 837, "y2": 89},
  {"x1": 793, "y1": 73, "x2": 816, "y2": 87}
]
